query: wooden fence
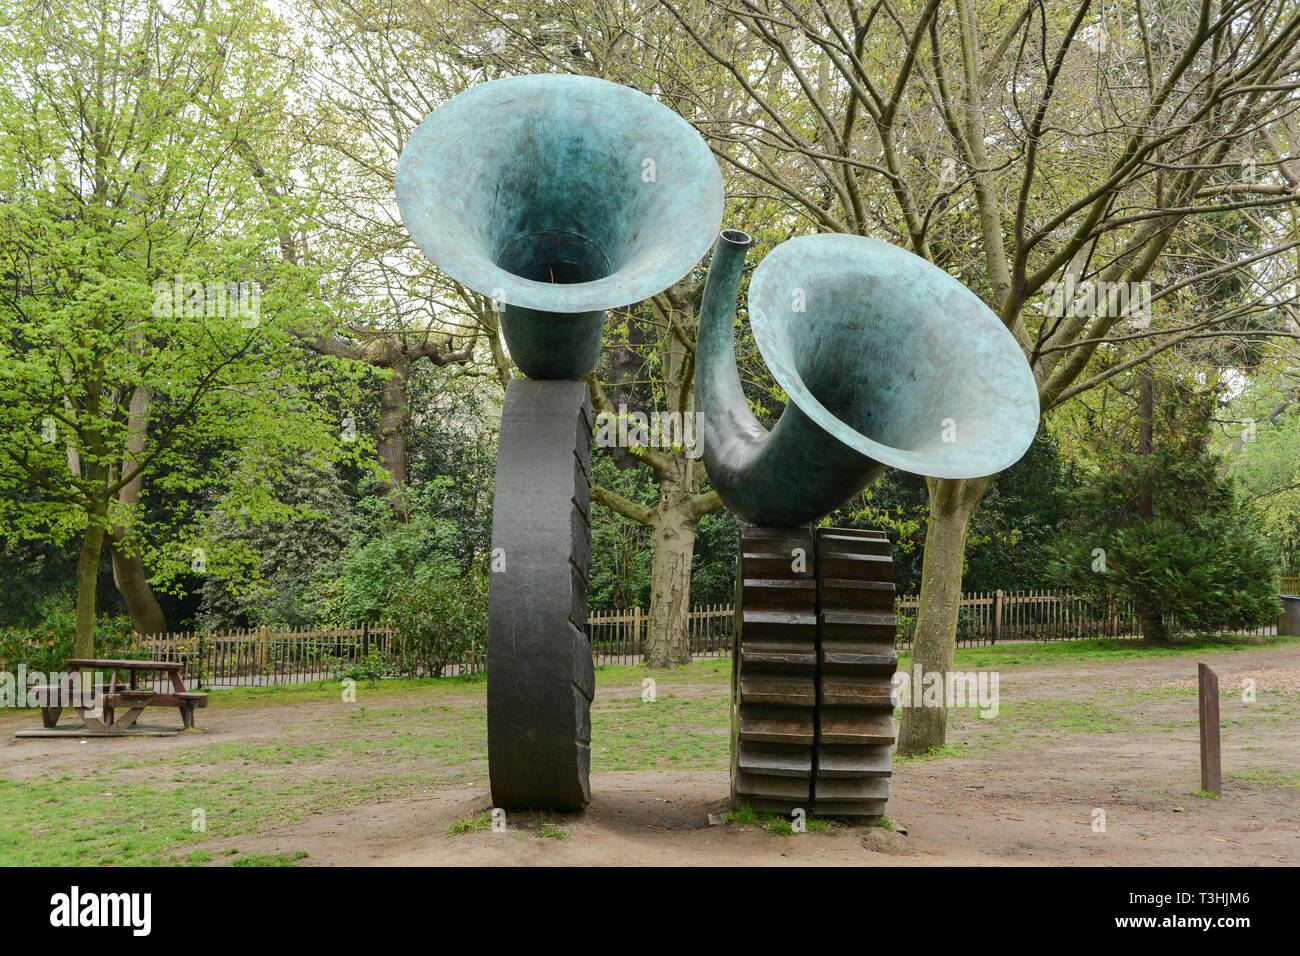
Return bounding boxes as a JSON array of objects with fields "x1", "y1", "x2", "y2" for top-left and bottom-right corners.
[
  {"x1": 127, "y1": 626, "x2": 406, "y2": 689},
  {"x1": 586, "y1": 603, "x2": 733, "y2": 666},
  {"x1": 1281, "y1": 574, "x2": 1300, "y2": 595},
  {"x1": 92, "y1": 583, "x2": 1290, "y2": 687},
  {"x1": 596, "y1": 588, "x2": 1281, "y2": 656},
  {"x1": 889, "y1": 589, "x2": 1280, "y2": 647}
]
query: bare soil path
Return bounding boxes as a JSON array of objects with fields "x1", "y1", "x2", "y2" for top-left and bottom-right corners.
[{"x1": 4, "y1": 642, "x2": 1297, "y2": 865}]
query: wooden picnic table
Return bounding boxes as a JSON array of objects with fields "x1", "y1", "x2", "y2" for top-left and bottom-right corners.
[{"x1": 34, "y1": 658, "x2": 207, "y2": 734}]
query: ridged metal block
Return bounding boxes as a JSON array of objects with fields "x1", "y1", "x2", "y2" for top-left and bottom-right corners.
[
  {"x1": 731, "y1": 527, "x2": 816, "y2": 814},
  {"x1": 814, "y1": 528, "x2": 898, "y2": 818},
  {"x1": 730, "y1": 526, "x2": 900, "y2": 820}
]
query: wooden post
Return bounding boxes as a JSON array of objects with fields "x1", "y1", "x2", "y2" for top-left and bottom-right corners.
[
  {"x1": 632, "y1": 606, "x2": 643, "y2": 655},
  {"x1": 993, "y1": 589, "x2": 1004, "y2": 644},
  {"x1": 1198, "y1": 662, "x2": 1222, "y2": 794}
]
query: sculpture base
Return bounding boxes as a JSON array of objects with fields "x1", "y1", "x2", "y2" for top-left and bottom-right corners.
[
  {"x1": 731, "y1": 526, "x2": 898, "y2": 818},
  {"x1": 487, "y1": 379, "x2": 594, "y2": 811}
]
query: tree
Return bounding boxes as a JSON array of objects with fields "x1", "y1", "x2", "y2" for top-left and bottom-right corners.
[
  {"x1": 0, "y1": 0, "x2": 358, "y2": 655},
  {"x1": 662, "y1": 0, "x2": 1300, "y2": 749},
  {"x1": 1050, "y1": 374, "x2": 1279, "y2": 640}
]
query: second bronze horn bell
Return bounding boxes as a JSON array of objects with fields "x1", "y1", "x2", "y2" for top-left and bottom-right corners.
[
  {"x1": 696, "y1": 229, "x2": 1040, "y2": 526},
  {"x1": 694, "y1": 230, "x2": 1039, "y2": 819}
]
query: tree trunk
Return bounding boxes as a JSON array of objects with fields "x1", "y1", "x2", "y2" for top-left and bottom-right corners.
[
  {"x1": 1137, "y1": 599, "x2": 1168, "y2": 645},
  {"x1": 896, "y1": 475, "x2": 991, "y2": 755},
  {"x1": 108, "y1": 536, "x2": 167, "y2": 637},
  {"x1": 74, "y1": 516, "x2": 107, "y2": 659},
  {"x1": 108, "y1": 384, "x2": 167, "y2": 637},
  {"x1": 644, "y1": 501, "x2": 700, "y2": 668},
  {"x1": 377, "y1": 357, "x2": 411, "y2": 518}
]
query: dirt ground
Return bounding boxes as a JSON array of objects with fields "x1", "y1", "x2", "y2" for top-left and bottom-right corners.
[{"x1": 5, "y1": 643, "x2": 1298, "y2": 866}]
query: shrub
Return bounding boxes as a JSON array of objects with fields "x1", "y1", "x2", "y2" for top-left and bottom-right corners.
[
  {"x1": 0, "y1": 610, "x2": 139, "y2": 675},
  {"x1": 329, "y1": 646, "x2": 399, "y2": 683},
  {"x1": 385, "y1": 565, "x2": 488, "y2": 677}
]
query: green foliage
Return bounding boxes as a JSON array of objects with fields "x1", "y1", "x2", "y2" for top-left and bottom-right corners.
[
  {"x1": 385, "y1": 567, "x2": 487, "y2": 678},
  {"x1": 404, "y1": 366, "x2": 498, "y2": 568},
  {"x1": 587, "y1": 455, "x2": 653, "y2": 610},
  {"x1": 444, "y1": 810, "x2": 494, "y2": 836},
  {"x1": 230, "y1": 850, "x2": 309, "y2": 867},
  {"x1": 1049, "y1": 379, "x2": 1280, "y2": 637},
  {"x1": 0, "y1": 611, "x2": 138, "y2": 675},
  {"x1": 0, "y1": 538, "x2": 77, "y2": 627},
  {"x1": 1216, "y1": 376, "x2": 1300, "y2": 575},
  {"x1": 197, "y1": 464, "x2": 353, "y2": 630},
  {"x1": 834, "y1": 428, "x2": 1075, "y2": 593},
  {"x1": 690, "y1": 505, "x2": 743, "y2": 604},
  {"x1": 0, "y1": 0, "x2": 370, "y2": 652},
  {"x1": 315, "y1": 480, "x2": 469, "y2": 622},
  {"x1": 329, "y1": 645, "x2": 399, "y2": 683}
]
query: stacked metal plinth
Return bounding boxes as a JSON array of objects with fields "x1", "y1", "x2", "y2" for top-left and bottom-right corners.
[
  {"x1": 731, "y1": 526, "x2": 898, "y2": 818},
  {"x1": 814, "y1": 528, "x2": 898, "y2": 817},
  {"x1": 730, "y1": 528, "x2": 818, "y2": 813}
]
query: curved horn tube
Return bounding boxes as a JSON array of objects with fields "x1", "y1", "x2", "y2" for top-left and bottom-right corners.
[
  {"x1": 696, "y1": 230, "x2": 883, "y2": 526},
  {"x1": 696, "y1": 230, "x2": 1040, "y2": 527}
]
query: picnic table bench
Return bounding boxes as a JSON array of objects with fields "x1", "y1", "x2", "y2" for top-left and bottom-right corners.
[{"x1": 31, "y1": 659, "x2": 207, "y2": 734}]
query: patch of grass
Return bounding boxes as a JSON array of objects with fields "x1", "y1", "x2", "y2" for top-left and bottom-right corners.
[
  {"x1": 535, "y1": 823, "x2": 569, "y2": 840},
  {"x1": 723, "y1": 805, "x2": 761, "y2": 826},
  {"x1": 444, "y1": 810, "x2": 494, "y2": 836},
  {"x1": 766, "y1": 816, "x2": 794, "y2": 836},
  {"x1": 592, "y1": 658, "x2": 731, "y2": 689},
  {"x1": 902, "y1": 633, "x2": 1299, "y2": 671},
  {"x1": 723, "y1": 804, "x2": 804, "y2": 836},
  {"x1": 592, "y1": 695, "x2": 728, "y2": 771},
  {"x1": 230, "y1": 850, "x2": 309, "y2": 867},
  {"x1": 1229, "y1": 768, "x2": 1300, "y2": 790},
  {"x1": 6, "y1": 633, "x2": 1290, "y2": 866},
  {"x1": 894, "y1": 743, "x2": 968, "y2": 763},
  {"x1": 804, "y1": 817, "x2": 843, "y2": 834},
  {"x1": 1191, "y1": 789, "x2": 1221, "y2": 799},
  {"x1": 204, "y1": 676, "x2": 480, "y2": 708}
]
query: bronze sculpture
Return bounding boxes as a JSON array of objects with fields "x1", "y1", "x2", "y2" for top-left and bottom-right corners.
[{"x1": 397, "y1": 74, "x2": 1039, "y2": 816}]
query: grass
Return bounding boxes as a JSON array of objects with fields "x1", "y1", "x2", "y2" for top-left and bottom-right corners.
[
  {"x1": 0, "y1": 660, "x2": 740, "y2": 865},
  {"x1": 723, "y1": 804, "x2": 846, "y2": 835},
  {"x1": 903, "y1": 633, "x2": 1299, "y2": 671},
  {"x1": 230, "y1": 850, "x2": 309, "y2": 867},
  {"x1": 805, "y1": 817, "x2": 844, "y2": 833},
  {"x1": 444, "y1": 810, "x2": 494, "y2": 836},
  {"x1": 895, "y1": 744, "x2": 968, "y2": 763},
  {"x1": 1, "y1": 636, "x2": 1292, "y2": 865},
  {"x1": 1229, "y1": 768, "x2": 1300, "y2": 790}
]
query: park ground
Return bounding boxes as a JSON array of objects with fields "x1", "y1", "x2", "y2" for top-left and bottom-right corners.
[{"x1": 2, "y1": 635, "x2": 1298, "y2": 866}]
